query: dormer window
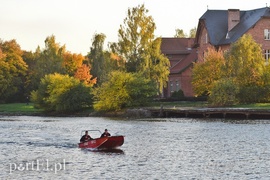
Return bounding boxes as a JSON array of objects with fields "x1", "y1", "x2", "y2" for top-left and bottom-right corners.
[
  {"x1": 264, "y1": 29, "x2": 270, "y2": 40},
  {"x1": 226, "y1": 33, "x2": 230, "y2": 39}
]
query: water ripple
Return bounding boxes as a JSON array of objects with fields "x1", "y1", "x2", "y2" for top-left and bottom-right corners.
[{"x1": 0, "y1": 116, "x2": 270, "y2": 179}]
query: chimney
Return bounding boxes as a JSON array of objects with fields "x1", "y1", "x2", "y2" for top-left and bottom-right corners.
[{"x1": 228, "y1": 9, "x2": 240, "y2": 31}]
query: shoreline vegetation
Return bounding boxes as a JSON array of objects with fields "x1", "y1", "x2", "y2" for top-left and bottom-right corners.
[{"x1": 1, "y1": 102, "x2": 270, "y2": 119}]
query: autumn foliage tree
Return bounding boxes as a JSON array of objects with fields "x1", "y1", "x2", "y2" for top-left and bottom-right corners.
[
  {"x1": 192, "y1": 47, "x2": 225, "y2": 96},
  {"x1": 74, "y1": 64, "x2": 96, "y2": 86},
  {"x1": 0, "y1": 39, "x2": 28, "y2": 102},
  {"x1": 63, "y1": 52, "x2": 84, "y2": 76},
  {"x1": 192, "y1": 34, "x2": 268, "y2": 106}
]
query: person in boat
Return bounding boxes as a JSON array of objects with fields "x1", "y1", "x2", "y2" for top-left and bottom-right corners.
[
  {"x1": 100, "y1": 129, "x2": 111, "y2": 137},
  {"x1": 80, "y1": 131, "x2": 93, "y2": 142}
]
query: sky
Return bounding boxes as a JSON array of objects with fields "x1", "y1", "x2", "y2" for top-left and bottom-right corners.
[{"x1": 0, "y1": 0, "x2": 269, "y2": 55}]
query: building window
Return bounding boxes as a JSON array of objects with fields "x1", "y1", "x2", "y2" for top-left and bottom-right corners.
[
  {"x1": 176, "y1": 80, "x2": 179, "y2": 91},
  {"x1": 205, "y1": 33, "x2": 208, "y2": 44},
  {"x1": 170, "y1": 81, "x2": 173, "y2": 93},
  {"x1": 264, "y1": 29, "x2": 270, "y2": 40},
  {"x1": 265, "y1": 50, "x2": 270, "y2": 64}
]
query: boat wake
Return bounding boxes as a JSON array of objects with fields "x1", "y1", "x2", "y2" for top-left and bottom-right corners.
[{"x1": 82, "y1": 148, "x2": 125, "y2": 154}]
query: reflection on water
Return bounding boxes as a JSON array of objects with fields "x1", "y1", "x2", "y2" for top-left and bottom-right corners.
[
  {"x1": 83, "y1": 148, "x2": 125, "y2": 154},
  {"x1": 0, "y1": 116, "x2": 270, "y2": 179}
]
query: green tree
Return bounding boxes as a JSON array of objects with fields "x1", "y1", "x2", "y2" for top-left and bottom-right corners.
[
  {"x1": 31, "y1": 73, "x2": 93, "y2": 112},
  {"x1": 174, "y1": 28, "x2": 187, "y2": 38},
  {"x1": 57, "y1": 83, "x2": 93, "y2": 112},
  {"x1": 224, "y1": 34, "x2": 265, "y2": 87},
  {"x1": 93, "y1": 71, "x2": 157, "y2": 111},
  {"x1": 33, "y1": 35, "x2": 66, "y2": 88},
  {"x1": 149, "y1": 38, "x2": 170, "y2": 92},
  {"x1": 224, "y1": 34, "x2": 266, "y2": 103},
  {"x1": 23, "y1": 50, "x2": 39, "y2": 98},
  {"x1": 0, "y1": 39, "x2": 28, "y2": 102},
  {"x1": 111, "y1": 4, "x2": 170, "y2": 93},
  {"x1": 87, "y1": 33, "x2": 119, "y2": 85},
  {"x1": 192, "y1": 47, "x2": 225, "y2": 96},
  {"x1": 189, "y1": 27, "x2": 197, "y2": 38},
  {"x1": 88, "y1": 33, "x2": 106, "y2": 84}
]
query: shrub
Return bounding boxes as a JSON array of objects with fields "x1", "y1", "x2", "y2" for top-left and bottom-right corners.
[
  {"x1": 93, "y1": 71, "x2": 157, "y2": 111},
  {"x1": 208, "y1": 78, "x2": 239, "y2": 106},
  {"x1": 31, "y1": 73, "x2": 93, "y2": 112},
  {"x1": 171, "y1": 90, "x2": 185, "y2": 99}
]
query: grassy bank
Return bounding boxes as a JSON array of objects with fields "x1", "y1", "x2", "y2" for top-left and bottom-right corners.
[
  {"x1": 232, "y1": 103, "x2": 270, "y2": 109},
  {"x1": 0, "y1": 102, "x2": 270, "y2": 116},
  {"x1": 0, "y1": 103, "x2": 42, "y2": 114}
]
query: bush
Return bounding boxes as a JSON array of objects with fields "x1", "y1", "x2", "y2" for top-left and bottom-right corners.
[
  {"x1": 56, "y1": 83, "x2": 93, "y2": 112},
  {"x1": 31, "y1": 73, "x2": 93, "y2": 112},
  {"x1": 208, "y1": 78, "x2": 239, "y2": 106},
  {"x1": 171, "y1": 90, "x2": 185, "y2": 99},
  {"x1": 237, "y1": 85, "x2": 270, "y2": 104},
  {"x1": 93, "y1": 71, "x2": 157, "y2": 111}
]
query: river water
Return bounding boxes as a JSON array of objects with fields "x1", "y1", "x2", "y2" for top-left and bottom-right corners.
[{"x1": 0, "y1": 116, "x2": 269, "y2": 180}]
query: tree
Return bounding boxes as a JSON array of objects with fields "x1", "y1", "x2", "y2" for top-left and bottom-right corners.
[
  {"x1": 93, "y1": 71, "x2": 157, "y2": 111},
  {"x1": 57, "y1": 83, "x2": 93, "y2": 112},
  {"x1": 111, "y1": 4, "x2": 170, "y2": 93},
  {"x1": 31, "y1": 73, "x2": 93, "y2": 112},
  {"x1": 87, "y1": 33, "x2": 121, "y2": 85},
  {"x1": 112, "y1": 4, "x2": 156, "y2": 72},
  {"x1": 149, "y1": 38, "x2": 170, "y2": 92},
  {"x1": 74, "y1": 64, "x2": 96, "y2": 86},
  {"x1": 224, "y1": 34, "x2": 265, "y2": 87},
  {"x1": 174, "y1": 28, "x2": 187, "y2": 38},
  {"x1": 62, "y1": 51, "x2": 84, "y2": 76},
  {"x1": 189, "y1": 27, "x2": 197, "y2": 38},
  {"x1": 192, "y1": 34, "x2": 268, "y2": 105},
  {"x1": 0, "y1": 39, "x2": 28, "y2": 102},
  {"x1": 33, "y1": 35, "x2": 66, "y2": 87},
  {"x1": 224, "y1": 34, "x2": 266, "y2": 103},
  {"x1": 192, "y1": 47, "x2": 225, "y2": 96}
]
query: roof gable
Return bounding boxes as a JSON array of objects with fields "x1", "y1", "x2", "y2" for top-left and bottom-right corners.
[
  {"x1": 170, "y1": 49, "x2": 197, "y2": 74},
  {"x1": 200, "y1": 7, "x2": 270, "y2": 45}
]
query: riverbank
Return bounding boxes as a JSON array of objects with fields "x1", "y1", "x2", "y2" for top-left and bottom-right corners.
[{"x1": 1, "y1": 102, "x2": 270, "y2": 119}]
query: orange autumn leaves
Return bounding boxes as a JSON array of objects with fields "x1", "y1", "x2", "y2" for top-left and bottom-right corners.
[{"x1": 74, "y1": 64, "x2": 97, "y2": 86}]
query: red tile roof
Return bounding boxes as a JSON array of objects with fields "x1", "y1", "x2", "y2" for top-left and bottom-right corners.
[{"x1": 161, "y1": 38, "x2": 195, "y2": 54}]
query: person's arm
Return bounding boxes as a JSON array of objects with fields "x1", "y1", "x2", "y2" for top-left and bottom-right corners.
[{"x1": 80, "y1": 135, "x2": 84, "y2": 142}]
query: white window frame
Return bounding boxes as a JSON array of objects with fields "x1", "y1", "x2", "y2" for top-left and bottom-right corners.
[{"x1": 264, "y1": 29, "x2": 270, "y2": 40}]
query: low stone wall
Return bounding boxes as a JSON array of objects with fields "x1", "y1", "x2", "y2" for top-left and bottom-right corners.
[{"x1": 125, "y1": 108, "x2": 152, "y2": 118}]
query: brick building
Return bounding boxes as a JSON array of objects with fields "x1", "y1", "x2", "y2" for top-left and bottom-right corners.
[
  {"x1": 160, "y1": 38, "x2": 197, "y2": 97},
  {"x1": 194, "y1": 7, "x2": 270, "y2": 62},
  {"x1": 161, "y1": 7, "x2": 270, "y2": 98}
]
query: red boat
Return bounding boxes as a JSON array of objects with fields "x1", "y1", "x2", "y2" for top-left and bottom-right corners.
[{"x1": 78, "y1": 130, "x2": 124, "y2": 150}]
